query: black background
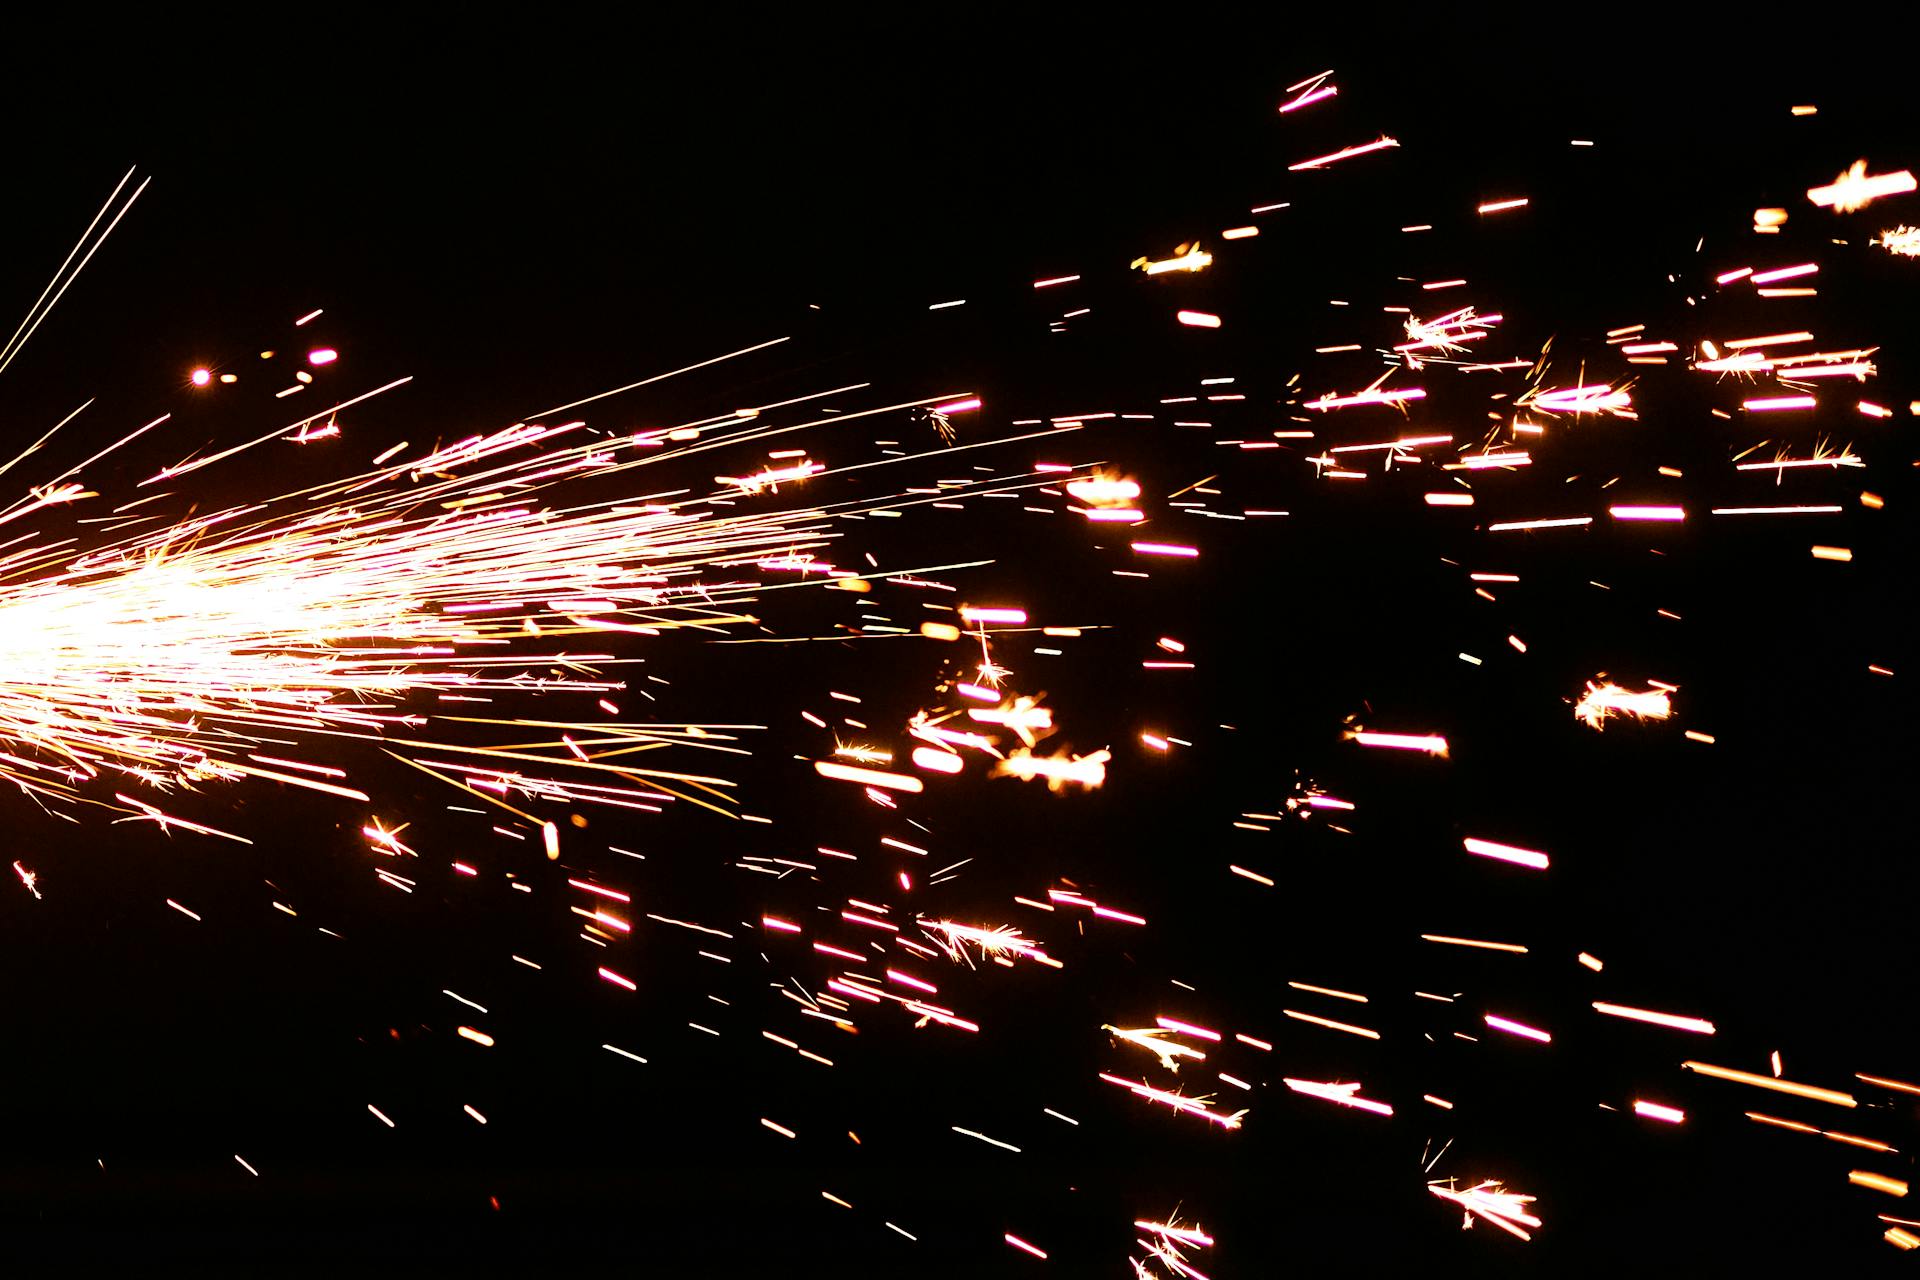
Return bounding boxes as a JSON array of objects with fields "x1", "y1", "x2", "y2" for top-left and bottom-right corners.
[{"x1": 2, "y1": 16, "x2": 1918, "y2": 1276}]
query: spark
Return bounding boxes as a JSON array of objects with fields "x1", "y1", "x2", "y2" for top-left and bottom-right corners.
[
  {"x1": 1306, "y1": 384, "x2": 1425, "y2": 411},
  {"x1": 921, "y1": 920, "x2": 1052, "y2": 965},
  {"x1": 1398, "y1": 307, "x2": 1500, "y2": 355},
  {"x1": 1289, "y1": 136, "x2": 1400, "y2": 170},
  {"x1": 1484, "y1": 1014, "x2": 1550, "y2": 1042},
  {"x1": 1486, "y1": 516, "x2": 1591, "y2": 532},
  {"x1": 1004, "y1": 1233, "x2": 1048, "y2": 1259},
  {"x1": 1573, "y1": 681, "x2": 1672, "y2": 730},
  {"x1": 1806, "y1": 161, "x2": 1916, "y2": 212},
  {"x1": 1850, "y1": 1172, "x2": 1909, "y2": 1197},
  {"x1": 1683, "y1": 1061, "x2": 1856, "y2": 1107},
  {"x1": 1462, "y1": 837, "x2": 1549, "y2": 870},
  {"x1": 1100, "y1": 1073, "x2": 1248, "y2": 1129},
  {"x1": 1106, "y1": 1025, "x2": 1205, "y2": 1070},
  {"x1": 1279, "y1": 72, "x2": 1337, "y2": 114},
  {"x1": 968, "y1": 695, "x2": 1053, "y2": 745},
  {"x1": 0, "y1": 168, "x2": 151, "y2": 377},
  {"x1": 1594, "y1": 1002, "x2": 1716, "y2": 1035},
  {"x1": 1427, "y1": 1180, "x2": 1541, "y2": 1241},
  {"x1": 1136, "y1": 1217, "x2": 1215, "y2": 1248},
  {"x1": 1521, "y1": 383, "x2": 1633, "y2": 416},
  {"x1": 959, "y1": 606, "x2": 1027, "y2": 625},
  {"x1": 1135, "y1": 1211, "x2": 1216, "y2": 1278},
  {"x1": 1283, "y1": 1009, "x2": 1380, "y2": 1039},
  {"x1": 1065, "y1": 475, "x2": 1142, "y2": 506},
  {"x1": 1875, "y1": 226, "x2": 1920, "y2": 257},
  {"x1": 1349, "y1": 731, "x2": 1448, "y2": 755},
  {"x1": 911, "y1": 746, "x2": 964, "y2": 774},
  {"x1": 831, "y1": 739, "x2": 894, "y2": 765},
  {"x1": 1134, "y1": 246, "x2": 1213, "y2": 276},
  {"x1": 814, "y1": 761, "x2": 925, "y2": 792},
  {"x1": 1282, "y1": 1078, "x2": 1392, "y2": 1116},
  {"x1": 994, "y1": 747, "x2": 1109, "y2": 790}
]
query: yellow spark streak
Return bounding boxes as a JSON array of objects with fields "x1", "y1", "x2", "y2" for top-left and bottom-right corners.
[
  {"x1": 1283, "y1": 1009, "x2": 1381, "y2": 1039},
  {"x1": 1422, "y1": 934, "x2": 1527, "y2": 953},
  {"x1": 1683, "y1": 1060, "x2": 1857, "y2": 1107},
  {"x1": 1857, "y1": 1072, "x2": 1920, "y2": 1097},
  {"x1": 1591, "y1": 1001, "x2": 1715, "y2": 1035},
  {"x1": 1850, "y1": 1172, "x2": 1909, "y2": 1197}
]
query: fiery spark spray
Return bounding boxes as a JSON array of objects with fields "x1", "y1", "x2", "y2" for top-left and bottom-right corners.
[
  {"x1": 1573, "y1": 680, "x2": 1673, "y2": 730},
  {"x1": 1875, "y1": 226, "x2": 1920, "y2": 258},
  {"x1": 1427, "y1": 1179, "x2": 1542, "y2": 1241}
]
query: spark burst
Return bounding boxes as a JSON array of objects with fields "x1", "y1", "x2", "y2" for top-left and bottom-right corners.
[
  {"x1": 7, "y1": 45, "x2": 1916, "y2": 1273},
  {"x1": 1573, "y1": 680, "x2": 1674, "y2": 731},
  {"x1": 1428, "y1": 1178, "x2": 1543, "y2": 1241}
]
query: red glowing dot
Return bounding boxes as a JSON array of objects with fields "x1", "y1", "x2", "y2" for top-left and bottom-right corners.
[
  {"x1": 190, "y1": 368, "x2": 212, "y2": 387},
  {"x1": 307, "y1": 347, "x2": 339, "y2": 366}
]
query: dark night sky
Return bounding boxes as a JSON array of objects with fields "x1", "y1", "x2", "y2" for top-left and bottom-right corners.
[{"x1": 2, "y1": 19, "x2": 1918, "y2": 1275}]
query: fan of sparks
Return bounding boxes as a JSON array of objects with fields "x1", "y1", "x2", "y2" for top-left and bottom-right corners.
[
  {"x1": 5, "y1": 62, "x2": 1920, "y2": 1272},
  {"x1": 0, "y1": 341, "x2": 996, "y2": 842}
]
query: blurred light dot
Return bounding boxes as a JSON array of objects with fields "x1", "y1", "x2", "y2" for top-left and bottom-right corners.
[
  {"x1": 219, "y1": 374, "x2": 238, "y2": 384},
  {"x1": 308, "y1": 347, "x2": 338, "y2": 366},
  {"x1": 190, "y1": 368, "x2": 212, "y2": 387}
]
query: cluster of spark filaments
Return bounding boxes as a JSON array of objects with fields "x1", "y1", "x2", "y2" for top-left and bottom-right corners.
[
  {"x1": 0, "y1": 372, "x2": 1037, "y2": 821},
  {"x1": 1572, "y1": 680, "x2": 1674, "y2": 731},
  {"x1": 920, "y1": 919, "x2": 1051, "y2": 965},
  {"x1": 0, "y1": 455, "x2": 786, "y2": 811},
  {"x1": 1399, "y1": 306, "x2": 1501, "y2": 357},
  {"x1": 1876, "y1": 225, "x2": 1920, "y2": 257},
  {"x1": 1427, "y1": 1179, "x2": 1543, "y2": 1240},
  {"x1": 1133, "y1": 1213, "x2": 1216, "y2": 1278}
]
